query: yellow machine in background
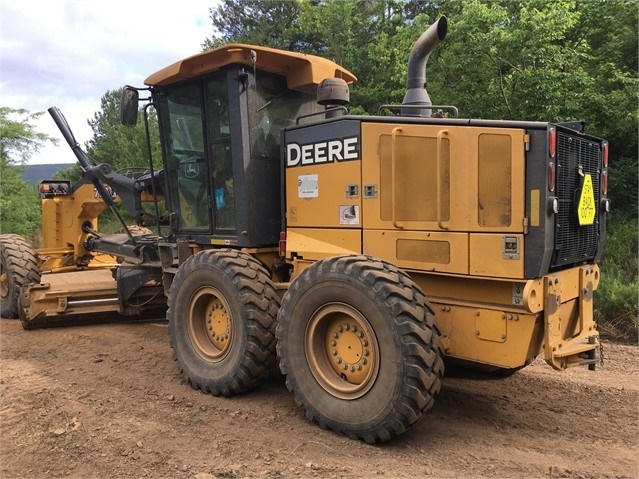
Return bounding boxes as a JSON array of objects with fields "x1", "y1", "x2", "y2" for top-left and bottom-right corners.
[
  {"x1": 38, "y1": 181, "x2": 116, "y2": 271},
  {"x1": 0, "y1": 16, "x2": 608, "y2": 443}
]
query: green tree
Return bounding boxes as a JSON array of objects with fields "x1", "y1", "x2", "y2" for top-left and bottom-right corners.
[
  {"x1": 203, "y1": 0, "x2": 304, "y2": 50},
  {"x1": 0, "y1": 107, "x2": 57, "y2": 241},
  {"x1": 571, "y1": 0, "x2": 638, "y2": 222},
  {"x1": 203, "y1": 0, "x2": 446, "y2": 113},
  {"x1": 201, "y1": 0, "x2": 638, "y2": 332},
  {"x1": 0, "y1": 107, "x2": 56, "y2": 163},
  {"x1": 71, "y1": 90, "x2": 164, "y2": 232},
  {"x1": 429, "y1": 1, "x2": 592, "y2": 121},
  {"x1": 84, "y1": 89, "x2": 161, "y2": 174}
]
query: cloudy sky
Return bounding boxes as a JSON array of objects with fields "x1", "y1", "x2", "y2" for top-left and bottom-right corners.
[{"x1": 1, "y1": 0, "x2": 215, "y2": 164}]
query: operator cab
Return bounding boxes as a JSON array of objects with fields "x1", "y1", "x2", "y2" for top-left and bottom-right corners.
[{"x1": 123, "y1": 45, "x2": 356, "y2": 248}]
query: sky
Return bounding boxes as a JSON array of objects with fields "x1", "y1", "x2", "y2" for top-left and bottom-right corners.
[{"x1": 1, "y1": 0, "x2": 215, "y2": 164}]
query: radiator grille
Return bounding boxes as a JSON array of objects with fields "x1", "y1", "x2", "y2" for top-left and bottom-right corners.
[{"x1": 551, "y1": 131, "x2": 601, "y2": 268}]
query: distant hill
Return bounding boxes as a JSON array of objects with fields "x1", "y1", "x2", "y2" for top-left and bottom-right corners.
[{"x1": 21, "y1": 164, "x2": 75, "y2": 186}]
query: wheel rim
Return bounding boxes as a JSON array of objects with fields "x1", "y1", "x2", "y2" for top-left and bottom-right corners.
[
  {"x1": 187, "y1": 286, "x2": 232, "y2": 362},
  {"x1": 0, "y1": 264, "x2": 8, "y2": 301},
  {"x1": 305, "y1": 303, "x2": 380, "y2": 400}
]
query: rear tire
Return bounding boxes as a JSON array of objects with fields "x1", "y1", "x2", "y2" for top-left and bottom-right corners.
[
  {"x1": 276, "y1": 255, "x2": 445, "y2": 443},
  {"x1": 0, "y1": 234, "x2": 40, "y2": 318},
  {"x1": 167, "y1": 249, "x2": 279, "y2": 396}
]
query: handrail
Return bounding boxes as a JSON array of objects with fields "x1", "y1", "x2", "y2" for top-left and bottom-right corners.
[
  {"x1": 391, "y1": 127, "x2": 404, "y2": 229},
  {"x1": 436, "y1": 129, "x2": 449, "y2": 230},
  {"x1": 377, "y1": 104, "x2": 459, "y2": 118}
]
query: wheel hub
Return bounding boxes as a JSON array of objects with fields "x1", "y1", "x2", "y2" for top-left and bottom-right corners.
[
  {"x1": 187, "y1": 287, "x2": 233, "y2": 362},
  {"x1": 206, "y1": 299, "x2": 230, "y2": 351},
  {"x1": 305, "y1": 303, "x2": 379, "y2": 400},
  {"x1": 0, "y1": 268, "x2": 8, "y2": 300},
  {"x1": 325, "y1": 320, "x2": 372, "y2": 385}
]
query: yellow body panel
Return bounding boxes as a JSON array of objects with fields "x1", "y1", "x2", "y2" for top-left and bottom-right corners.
[
  {"x1": 360, "y1": 122, "x2": 526, "y2": 234},
  {"x1": 286, "y1": 160, "x2": 362, "y2": 229},
  {"x1": 287, "y1": 228, "x2": 361, "y2": 261},
  {"x1": 363, "y1": 230, "x2": 468, "y2": 274},
  {"x1": 469, "y1": 233, "x2": 524, "y2": 278},
  {"x1": 432, "y1": 304, "x2": 542, "y2": 369},
  {"x1": 285, "y1": 119, "x2": 599, "y2": 371},
  {"x1": 411, "y1": 265, "x2": 599, "y2": 370}
]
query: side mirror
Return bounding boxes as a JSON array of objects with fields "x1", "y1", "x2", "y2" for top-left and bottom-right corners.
[{"x1": 120, "y1": 86, "x2": 139, "y2": 126}]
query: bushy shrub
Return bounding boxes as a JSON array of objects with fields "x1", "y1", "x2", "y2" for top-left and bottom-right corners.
[{"x1": 595, "y1": 218, "x2": 639, "y2": 343}]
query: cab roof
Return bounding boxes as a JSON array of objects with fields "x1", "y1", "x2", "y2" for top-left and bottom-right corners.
[{"x1": 144, "y1": 44, "x2": 357, "y2": 92}]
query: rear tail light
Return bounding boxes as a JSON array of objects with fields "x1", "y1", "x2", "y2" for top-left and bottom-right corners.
[
  {"x1": 602, "y1": 170, "x2": 608, "y2": 195},
  {"x1": 279, "y1": 231, "x2": 287, "y2": 257},
  {"x1": 548, "y1": 162, "x2": 556, "y2": 192},
  {"x1": 602, "y1": 142, "x2": 609, "y2": 167},
  {"x1": 548, "y1": 127, "x2": 556, "y2": 158}
]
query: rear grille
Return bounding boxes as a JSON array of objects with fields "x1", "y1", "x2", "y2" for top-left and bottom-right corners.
[{"x1": 551, "y1": 131, "x2": 601, "y2": 268}]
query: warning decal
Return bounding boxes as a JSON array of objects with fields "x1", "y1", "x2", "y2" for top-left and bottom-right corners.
[{"x1": 577, "y1": 173, "x2": 596, "y2": 226}]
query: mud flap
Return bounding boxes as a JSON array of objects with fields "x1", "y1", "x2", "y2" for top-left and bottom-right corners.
[{"x1": 543, "y1": 266, "x2": 600, "y2": 370}]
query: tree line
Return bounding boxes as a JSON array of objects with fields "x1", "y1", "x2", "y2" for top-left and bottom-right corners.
[
  {"x1": 204, "y1": 0, "x2": 637, "y2": 221},
  {"x1": 1, "y1": 0, "x2": 636, "y2": 337},
  {"x1": 202, "y1": 0, "x2": 638, "y2": 339}
]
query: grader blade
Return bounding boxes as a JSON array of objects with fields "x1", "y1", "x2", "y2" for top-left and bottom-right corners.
[{"x1": 19, "y1": 269, "x2": 167, "y2": 329}]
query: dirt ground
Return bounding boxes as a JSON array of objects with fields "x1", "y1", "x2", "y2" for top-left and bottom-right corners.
[{"x1": 0, "y1": 317, "x2": 637, "y2": 479}]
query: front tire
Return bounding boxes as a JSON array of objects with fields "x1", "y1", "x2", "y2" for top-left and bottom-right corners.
[
  {"x1": 276, "y1": 255, "x2": 445, "y2": 443},
  {"x1": 167, "y1": 249, "x2": 279, "y2": 396},
  {"x1": 0, "y1": 234, "x2": 40, "y2": 318}
]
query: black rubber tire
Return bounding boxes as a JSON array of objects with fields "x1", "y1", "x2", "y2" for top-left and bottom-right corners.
[
  {"x1": 276, "y1": 255, "x2": 445, "y2": 443},
  {"x1": 167, "y1": 249, "x2": 279, "y2": 396},
  {"x1": 0, "y1": 234, "x2": 40, "y2": 319}
]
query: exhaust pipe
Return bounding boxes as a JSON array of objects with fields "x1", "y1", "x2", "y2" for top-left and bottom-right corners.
[{"x1": 401, "y1": 16, "x2": 448, "y2": 117}]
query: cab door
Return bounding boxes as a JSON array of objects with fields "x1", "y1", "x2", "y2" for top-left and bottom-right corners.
[{"x1": 158, "y1": 82, "x2": 212, "y2": 233}]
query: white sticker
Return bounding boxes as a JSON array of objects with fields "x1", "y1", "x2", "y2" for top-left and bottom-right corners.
[
  {"x1": 298, "y1": 174, "x2": 318, "y2": 198},
  {"x1": 512, "y1": 282, "x2": 525, "y2": 305},
  {"x1": 339, "y1": 205, "x2": 360, "y2": 225}
]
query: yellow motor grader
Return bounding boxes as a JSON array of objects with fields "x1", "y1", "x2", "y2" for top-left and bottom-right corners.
[{"x1": 0, "y1": 17, "x2": 609, "y2": 443}]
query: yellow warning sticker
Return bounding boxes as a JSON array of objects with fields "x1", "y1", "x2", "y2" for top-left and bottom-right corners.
[{"x1": 577, "y1": 174, "x2": 596, "y2": 226}]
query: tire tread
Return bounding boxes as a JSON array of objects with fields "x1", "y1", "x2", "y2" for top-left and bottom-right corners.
[
  {"x1": 0, "y1": 234, "x2": 40, "y2": 319},
  {"x1": 167, "y1": 249, "x2": 279, "y2": 396},
  {"x1": 277, "y1": 254, "x2": 444, "y2": 443}
]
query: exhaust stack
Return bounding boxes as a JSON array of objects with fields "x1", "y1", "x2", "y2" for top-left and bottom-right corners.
[{"x1": 401, "y1": 16, "x2": 448, "y2": 117}]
